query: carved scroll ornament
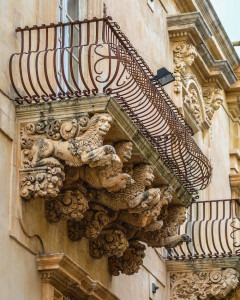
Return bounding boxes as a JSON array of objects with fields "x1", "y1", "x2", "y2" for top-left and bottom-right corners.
[
  {"x1": 184, "y1": 88, "x2": 201, "y2": 125},
  {"x1": 19, "y1": 112, "x2": 191, "y2": 276},
  {"x1": 173, "y1": 42, "x2": 197, "y2": 93},
  {"x1": 170, "y1": 268, "x2": 239, "y2": 300},
  {"x1": 203, "y1": 87, "x2": 224, "y2": 123}
]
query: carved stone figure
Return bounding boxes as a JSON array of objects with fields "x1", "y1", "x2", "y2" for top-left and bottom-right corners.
[
  {"x1": 173, "y1": 42, "x2": 197, "y2": 93},
  {"x1": 108, "y1": 241, "x2": 146, "y2": 276},
  {"x1": 45, "y1": 190, "x2": 89, "y2": 222},
  {"x1": 64, "y1": 141, "x2": 134, "y2": 192},
  {"x1": 171, "y1": 268, "x2": 239, "y2": 300},
  {"x1": 30, "y1": 113, "x2": 116, "y2": 168},
  {"x1": 20, "y1": 166, "x2": 65, "y2": 200},
  {"x1": 203, "y1": 87, "x2": 224, "y2": 122},
  {"x1": 184, "y1": 88, "x2": 201, "y2": 124},
  {"x1": 118, "y1": 185, "x2": 170, "y2": 228},
  {"x1": 92, "y1": 164, "x2": 155, "y2": 210},
  {"x1": 138, "y1": 205, "x2": 191, "y2": 249},
  {"x1": 89, "y1": 229, "x2": 129, "y2": 259}
]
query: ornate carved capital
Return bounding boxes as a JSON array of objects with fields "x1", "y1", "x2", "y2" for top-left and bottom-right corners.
[{"x1": 170, "y1": 268, "x2": 239, "y2": 300}]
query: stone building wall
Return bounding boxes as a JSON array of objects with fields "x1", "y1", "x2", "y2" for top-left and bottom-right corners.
[{"x1": 0, "y1": 0, "x2": 240, "y2": 299}]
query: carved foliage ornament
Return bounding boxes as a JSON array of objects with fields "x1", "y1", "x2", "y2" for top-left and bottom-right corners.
[
  {"x1": 203, "y1": 87, "x2": 224, "y2": 123},
  {"x1": 171, "y1": 268, "x2": 239, "y2": 300},
  {"x1": 173, "y1": 41, "x2": 198, "y2": 93},
  {"x1": 19, "y1": 112, "x2": 190, "y2": 276}
]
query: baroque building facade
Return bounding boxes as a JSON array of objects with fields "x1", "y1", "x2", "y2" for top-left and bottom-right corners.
[{"x1": 0, "y1": 0, "x2": 240, "y2": 299}]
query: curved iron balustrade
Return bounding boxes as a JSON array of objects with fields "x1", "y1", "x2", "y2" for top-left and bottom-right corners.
[
  {"x1": 167, "y1": 199, "x2": 240, "y2": 260},
  {"x1": 9, "y1": 17, "x2": 212, "y2": 194}
]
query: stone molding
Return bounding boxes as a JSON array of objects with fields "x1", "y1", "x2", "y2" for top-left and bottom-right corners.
[
  {"x1": 36, "y1": 253, "x2": 119, "y2": 300},
  {"x1": 17, "y1": 97, "x2": 192, "y2": 276},
  {"x1": 168, "y1": 13, "x2": 237, "y2": 89},
  {"x1": 194, "y1": 0, "x2": 239, "y2": 69}
]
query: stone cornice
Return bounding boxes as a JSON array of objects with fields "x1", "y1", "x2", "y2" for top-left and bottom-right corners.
[
  {"x1": 166, "y1": 256, "x2": 240, "y2": 273},
  {"x1": 173, "y1": 0, "x2": 196, "y2": 14},
  {"x1": 167, "y1": 12, "x2": 237, "y2": 88},
  {"x1": 36, "y1": 253, "x2": 119, "y2": 300},
  {"x1": 194, "y1": 0, "x2": 240, "y2": 69},
  {"x1": 167, "y1": 12, "x2": 212, "y2": 43},
  {"x1": 196, "y1": 43, "x2": 237, "y2": 88}
]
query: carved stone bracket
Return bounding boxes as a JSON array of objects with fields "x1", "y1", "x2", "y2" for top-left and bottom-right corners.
[
  {"x1": 19, "y1": 112, "x2": 191, "y2": 276},
  {"x1": 172, "y1": 40, "x2": 224, "y2": 131},
  {"x1": 170, "y1": 268, "x2": 240, "y2": 300}
]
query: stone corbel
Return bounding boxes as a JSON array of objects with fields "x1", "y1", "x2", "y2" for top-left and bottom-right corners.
[
  {"x1": 19, "y1": 112, "x2": 191, "y2": 276},
  {"x1": 170, "y1": 268, "x2": 240, "y2": 300}
]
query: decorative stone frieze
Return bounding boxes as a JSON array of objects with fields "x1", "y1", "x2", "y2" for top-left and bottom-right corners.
[
  {"x1": 170, "y1": 268, "x2": 239, "y2": 300},
  {"x1": 19, "y1": 111, "x2": 191, "y2": 276}
]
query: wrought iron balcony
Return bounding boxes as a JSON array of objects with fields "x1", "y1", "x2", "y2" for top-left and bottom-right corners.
[
  {"x1": 168, "y1": 199, "x2": 240, "y2": 259},
  {"x1": 9, "y1": 16, "x2": 211, "y2": 194}
]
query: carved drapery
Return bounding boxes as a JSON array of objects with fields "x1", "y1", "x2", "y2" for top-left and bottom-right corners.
[
  {"x1": 170, "y1": 268, "x2": 239, "y2": 300},
  {"x1": 173, "y1": 41, "x2": 224, "y2": 130},
  {"x1": 19, "y1": 112, "x2": 191, "y2": 276}
]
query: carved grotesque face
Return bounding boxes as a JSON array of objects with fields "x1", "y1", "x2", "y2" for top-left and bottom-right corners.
[
  {"x1": 144, "y1": 166, "x2": 154, "y2": 187},
  {"x1": 96, "y1": 115, "x2": 113, "y2": 136},
  {"x1": 223, "y1": 269, "x2": 239, "y2": 291},
  {"x1": 211, "y1": 95, "x2": 223, "y2": 111},
  {"x1": 115, "y1": 142, "x2": 133, "y2": 163},
  {"x1": 183, "y1": 53, "x2": 196, "y2": 66},
  {"x1": 177, "y1": 207, "x2": 187, "y2": 225}
]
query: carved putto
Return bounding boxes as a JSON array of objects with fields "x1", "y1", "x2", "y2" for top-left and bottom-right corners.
[
  {"x1": 19, "y1": 112, "x2": 190, "y2": 276},
  {"x1": 173, "y1": 42, "x2": 197, "y2": 93},
  {"x1": 170, "y1": 268, "x2": 239, "y2": 300}
]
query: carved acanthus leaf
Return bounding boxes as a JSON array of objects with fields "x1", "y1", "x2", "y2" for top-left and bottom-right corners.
[
  {"x1": 108, "y1": 241, "x2": 146, "y2": 276},
  {"x1": 20, "y1": 166, "x2": 65, "y2": 200},
  {"x1": 203, "y1": 87, "x2": 223, "y2": 122},
  {"x1": 45, "y1": 190, "x2": 89, "y2": 222},
  {"x1": 89, "y1": 229, "x2": 129, "y2": 259},
  {"x1": 184, "y1": 88, "x2": 201, "y2": 124}
]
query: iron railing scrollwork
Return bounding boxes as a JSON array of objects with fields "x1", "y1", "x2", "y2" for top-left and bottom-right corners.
[
  {"x1": 167, "y1": 199, "x2": 240, "y2": 260},
  {"x1": 9, "y1": 17, "x2": 212, "y2": 194}
]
